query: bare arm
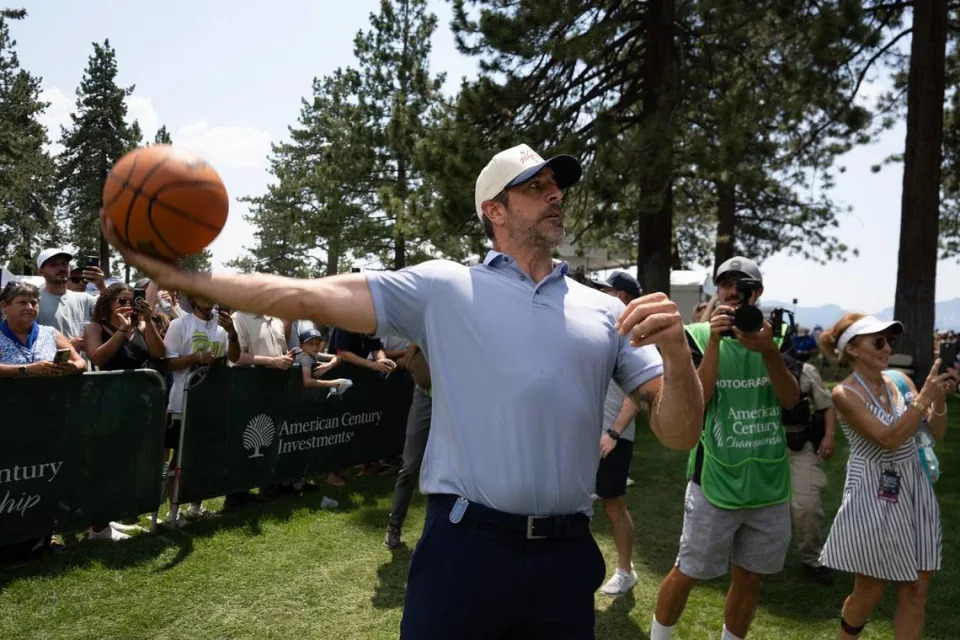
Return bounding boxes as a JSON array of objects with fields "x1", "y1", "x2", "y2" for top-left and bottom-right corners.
[
  {"x1": 337, "y1": 349, "x2": 384, "y2": 371},
  {"x1": 610, "y1": 395, "x2": 638, "y2": 436},
  {"x1": 85, "y1": 321, "x2": 126, "y2": 367},
  {"x1": 631, "y1": 345, "x2": 704, "y2": 450},
  {"x1": 616, "y1": 293, "x2": 704, "y2": 451},
  {"x1": 833, "y1": 385, "x2": 924, "y2": 452}
]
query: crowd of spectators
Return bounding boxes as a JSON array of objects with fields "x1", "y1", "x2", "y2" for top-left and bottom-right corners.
[{"x1": 0, "y1": 247, "x2": 411, "y2": 559}]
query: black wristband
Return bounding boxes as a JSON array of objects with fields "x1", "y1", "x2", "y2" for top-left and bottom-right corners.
[{"x1": 606, "y1": 428, "x2": 621, "y2": 441}]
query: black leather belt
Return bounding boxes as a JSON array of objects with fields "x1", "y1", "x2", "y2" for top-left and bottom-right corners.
[{"x1": 430, "y1": 494, "x2": 589, "y2": 540}]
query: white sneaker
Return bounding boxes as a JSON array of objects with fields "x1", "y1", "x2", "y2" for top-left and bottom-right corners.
[
  {"x1": 626, "y1": 477, "x2": 635, "y2": 487},
  {"x1": 87, "y1": 526, "x2": 131, "y2": 542},
  {"x1": 601, "y1": 567, "x2": 638, "y2": 596},
  {"x1": 109, "y1": 521, "x2": 145, "y2": 533}
]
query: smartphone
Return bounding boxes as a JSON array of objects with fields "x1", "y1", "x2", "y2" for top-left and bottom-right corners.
[
  {"x1": 133, "y1": 287, "x2": 147, "y2": 306},
  {"x1": 82, "y1": 256, "x2": 100, "y2": 269},
  {"x1": 53, "y1": 348, "x2": 71, "y2": 365},
  {"x1": 939, "y1": 341, "x2": 958, "y2": 374}
]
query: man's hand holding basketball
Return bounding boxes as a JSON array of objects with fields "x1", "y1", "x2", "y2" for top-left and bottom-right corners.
[
  {"x1": 100, "y1": 208, "x2": 183, "y2": 290},
  {"x1": 614, "y1": 292, "x2": 688, "y2": 359}
]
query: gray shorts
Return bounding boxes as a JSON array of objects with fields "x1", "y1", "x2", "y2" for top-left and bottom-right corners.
[{"x1": 675, "y1": 481, "x2": 791, "y2": 580}]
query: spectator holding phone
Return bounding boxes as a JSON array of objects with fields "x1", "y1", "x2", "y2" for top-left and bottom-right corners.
[
  {"x1": 330, "y1": 327, "x2": 396, "y2": 376},
  {"x1": 818, "y1": 314, "x2": 958, "y2": 638},
  {"x1": 36, "y1": 249, "x2": 106, "y2": 356},
  {"x1": 162, "y1": 294, "x2": 240, "y2": 524},
  {"x1": 84, "y1": 284, "x2": 164, "y2": 371},
  {"x1": 230, "y1": 310, "x2": 296, "y2": 369},
  {"x1": 0, "y1": 282, "x2": 85, "y2": 377}
]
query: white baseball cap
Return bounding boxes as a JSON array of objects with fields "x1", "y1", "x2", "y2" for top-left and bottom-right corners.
[
  {"x1": 474, "y1": 143, "x2": 582, "y2": 221},
  {"x1": 36, "y1": 248, "x2": 73, "y2": 270}
]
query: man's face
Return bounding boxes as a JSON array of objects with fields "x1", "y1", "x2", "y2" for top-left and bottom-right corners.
[
  {"x1": 497, "y1": 168, "x2": 565, "y2": 249},
  {"x1": 40, "y1": 256, "x2": 71, "y2": 285},
  {"x1": 716, "y1": 274, "x2": 762, "y2": 309},
  {"x1": 67, "y1": 268, "x2": 86, "y2": 292}
]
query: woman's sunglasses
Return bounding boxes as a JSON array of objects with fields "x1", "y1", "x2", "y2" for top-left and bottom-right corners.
[
  {"x1": 867, "y1": 335, "x2": 898, "y2": 350},
  {"x1": 115, "y1": 297, "x2": 132, "y2": 305},
  {"x1": 68, "y1": 277, "x2": 85, "y2": 284}
]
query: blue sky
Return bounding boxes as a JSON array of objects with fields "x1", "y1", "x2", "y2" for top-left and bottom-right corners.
[{"x1": 10, "y1": 0, "x2": 960, "y2": 313}]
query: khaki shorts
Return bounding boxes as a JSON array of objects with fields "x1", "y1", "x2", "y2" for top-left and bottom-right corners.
[{"x1": 675, "y1": 481, "x2": 790, "y2": 580}]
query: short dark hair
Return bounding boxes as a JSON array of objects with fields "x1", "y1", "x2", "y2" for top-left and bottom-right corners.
[
  {"x1": 481, "y1": 189, "x2": 509, "y2": 241},
  {"x1": 0, "y1": 281, "x2": 39, "y2": 304}
]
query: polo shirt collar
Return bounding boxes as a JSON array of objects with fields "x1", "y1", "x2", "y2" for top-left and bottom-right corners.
[{"x1": 482, "y1": 250, "x2": 570, "y2": 279}]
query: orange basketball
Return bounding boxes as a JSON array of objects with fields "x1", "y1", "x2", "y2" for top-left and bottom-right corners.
[{"x1": 102, "y1": 145, "x2": 228, "y2": 259}]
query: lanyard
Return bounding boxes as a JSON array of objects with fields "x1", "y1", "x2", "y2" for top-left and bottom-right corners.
[{"x1": 853, "y1": 371, "x2": 899, "y2": 419}]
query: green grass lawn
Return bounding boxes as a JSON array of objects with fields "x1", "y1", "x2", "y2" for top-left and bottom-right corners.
[{"x1": 2, "y1": 400, "x2": 959, "y2": 640}]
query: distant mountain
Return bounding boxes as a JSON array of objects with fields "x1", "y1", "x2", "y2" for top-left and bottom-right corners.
[
  {"x1": 761, "y1": 298, "x2": 960, "y2": 331},
  {"x1": 875, "y1": 298, "x2": 960, "y2": 331}
]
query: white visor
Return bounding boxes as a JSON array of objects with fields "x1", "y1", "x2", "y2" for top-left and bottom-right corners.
[{"x1": 836, "y1": 315, "x2": 904, "y2": 354}]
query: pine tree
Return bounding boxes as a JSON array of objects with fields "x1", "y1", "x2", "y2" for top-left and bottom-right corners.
[
  {"x1": 0, "y1": 9, "x2": 58, "y2": 274},
  {"x1": 57, "y1": 40, "x2": 142, "y2": 275},
  {"x1": 154, "y1": 125, "x2": 172, "y2": 145},
  {"x1": 354, "y1": 0, "x2": 445, "y2": 269},
  {"x1": 230, "y1": 68, "x2": 378, "y2": 277},
  {"x1": 449, "y1": 1, "x2": 881, "y2": 290}
]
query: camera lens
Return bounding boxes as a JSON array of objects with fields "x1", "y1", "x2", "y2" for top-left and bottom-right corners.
[{"x1": 733, "y1": 305, "x2": 764, "y2": 333}]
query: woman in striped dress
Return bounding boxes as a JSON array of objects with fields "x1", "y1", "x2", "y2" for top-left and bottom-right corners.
[{"x1": 818, "y1": 313, "x2": 956, "y2": 639}]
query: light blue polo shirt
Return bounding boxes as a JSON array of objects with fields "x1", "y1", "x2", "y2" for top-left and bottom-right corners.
[{"x1": 365, "y1": 251, "x2": 663, "y2": 516}]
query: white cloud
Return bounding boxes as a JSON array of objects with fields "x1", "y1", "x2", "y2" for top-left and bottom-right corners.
[
  {"x1": 37, "y1": 86, "x2": 73, "y2": 155},
  {"x1": 124, "y1": 95, "x2": 159, "y2": 142},
  {"x1": 174, "y1": 120, "x2": 271, "y2": 170}
]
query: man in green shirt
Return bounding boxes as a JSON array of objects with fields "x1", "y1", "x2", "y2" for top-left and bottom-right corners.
[{"x1": 650, "y1": 257, "x2": 800, "y2": 640}]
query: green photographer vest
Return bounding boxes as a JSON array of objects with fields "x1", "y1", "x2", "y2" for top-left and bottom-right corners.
[{"x1": 685, "y1": 322, "x2": 790, "y2": 509}]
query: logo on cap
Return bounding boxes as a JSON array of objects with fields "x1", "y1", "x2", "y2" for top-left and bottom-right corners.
[{"x1": 730, "y1": 260, "x2": 741, "y2": 271}]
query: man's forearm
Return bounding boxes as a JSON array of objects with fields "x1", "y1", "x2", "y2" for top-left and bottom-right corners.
[
  {"x1": 763, "y1": 351, "x2": 800, "y2": 409},
  {"x1": 163, "y1": 271, "x2": 378, "y2": 334},
  {"x1": 337, "y1": 350, "x2": 376, "y2": 369},
  {"x1": 610, "y1": 396, "x2": 638, "y2": 435},
  {"x1": 825, "y1": 407, "x2": 837, "y2": 438},
  {"x1": 697, "y1": 339, "x2": 721, "y2": 406},
  {"x1": 634, "y1": 346, "x2": 704, "y2": 451}
]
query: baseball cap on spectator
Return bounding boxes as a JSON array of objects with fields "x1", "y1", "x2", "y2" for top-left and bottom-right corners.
[
  {"x1": 299, "y1": 328, "x2": 327, "y2": 344},
  {"x1": 37, "y1": 248, "x2": 73, "y2": 270},
  {"x1": 714, "y1": 256, "x2": 762, "y2": 284},
  {"x1": 604, "y1": 271, "x2": 641, "y2": 299},
  {"x1": 475, "y1": 143, "x2": 583, "y2": 221}
]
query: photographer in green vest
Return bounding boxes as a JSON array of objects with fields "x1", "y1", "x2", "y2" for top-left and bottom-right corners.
[{"x1": 650, "y1": 257, "x2": 799, "y2": 640}]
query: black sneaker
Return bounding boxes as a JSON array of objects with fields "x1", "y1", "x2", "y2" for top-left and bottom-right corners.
[
  {"x1": 384, "y1": 525, "x2": 403, "y2": 549},
  {"x1": 804, "y1": 564, "x2": 835, "y2": 586}
]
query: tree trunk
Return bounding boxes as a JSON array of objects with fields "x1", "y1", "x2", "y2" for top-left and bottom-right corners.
[
  {"x1": 637, "y1": 0, "x2": 677, "y2": 295},
  {"x1": 326, "y1": 234, "x2": 341, "y2": 277},
  {"x1": 713, "y1": 180, "x2": 736, "y2": 273},
  {"x1": 893, "y1": 0, "x2": 947, "y2": 384},
  {"x1": 99, "y1": 227, "x2": 110, "y2": 278}
]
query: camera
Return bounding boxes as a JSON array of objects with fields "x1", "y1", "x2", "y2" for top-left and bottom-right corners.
[
  {"x1": 132, "y1": 287, "x2": 147, "y2": 307},
  {"x1": 721, "y1": 277, "x2": 794, "y2": 341},
  {"x1": 721, "y1": 278, "x2": 764, "y2": 337}
]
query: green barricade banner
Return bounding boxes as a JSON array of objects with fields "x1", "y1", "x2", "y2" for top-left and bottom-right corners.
[
  {"x1": 177, "y1": 364, "x2": 414, "y2": 503},
  {"x1": 0, "y1": 370, "x2": 167, "y2": 546}
]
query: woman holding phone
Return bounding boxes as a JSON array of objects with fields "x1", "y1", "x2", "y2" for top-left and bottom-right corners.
[
  {"x1": 84, "y1": 283, "x2": 164, "y2": 371},
  {"x1": 818, "y1": 313, "x2": 957, "y2": 639},
  {"x1": 0, "y1": 281, "x2": 85, "y2": 377}
]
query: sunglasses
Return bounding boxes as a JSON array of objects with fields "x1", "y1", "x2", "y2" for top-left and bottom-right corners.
[
  {"x1": 115, "y1": 297, "x2": 132, "y2": 305},
  {"x1": 868, "y1": 335, "x2": 898, "y2": 350},
  {"x1": 68, "y1": 277, "x2": 85, "y2": 284}
]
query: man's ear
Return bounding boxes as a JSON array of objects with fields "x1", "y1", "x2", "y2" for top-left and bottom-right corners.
[{"x1": 481, "y1": 199, "x2": 507, "y2": 226}]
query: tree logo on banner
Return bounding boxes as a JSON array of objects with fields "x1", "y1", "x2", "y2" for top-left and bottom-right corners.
[{"x1": 243, "y1": 413, "x2": 275, "y2": 458}]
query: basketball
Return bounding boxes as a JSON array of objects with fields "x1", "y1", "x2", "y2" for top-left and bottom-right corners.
[{"x1": 102, "y1": 145, "x2": 229, "y2": 259}]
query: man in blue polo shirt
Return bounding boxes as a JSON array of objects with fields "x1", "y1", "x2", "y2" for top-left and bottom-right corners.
[{"x1": 100, "y1": 142, "x2": 704, "y2": 640}]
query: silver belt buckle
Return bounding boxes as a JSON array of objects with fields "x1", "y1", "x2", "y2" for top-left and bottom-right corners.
[{"x1": 526, "y1": 516, "x2": 547, "y2": 540}]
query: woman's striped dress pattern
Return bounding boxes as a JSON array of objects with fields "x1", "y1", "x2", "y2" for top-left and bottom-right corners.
[{"x1": 819, "y1": 378, "x2": 941, "y2": 581}]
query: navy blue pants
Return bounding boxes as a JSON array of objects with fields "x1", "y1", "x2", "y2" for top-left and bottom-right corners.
[{"x1": 400, "y1": 497, "x2": 606, "y2": 639}]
